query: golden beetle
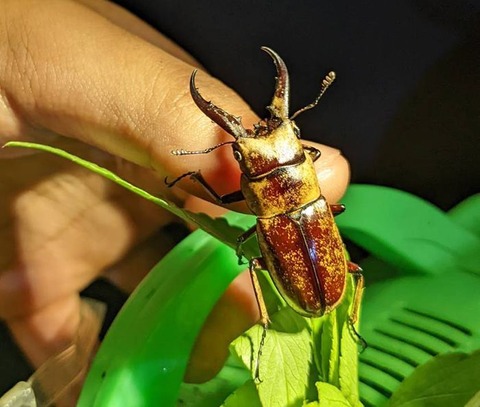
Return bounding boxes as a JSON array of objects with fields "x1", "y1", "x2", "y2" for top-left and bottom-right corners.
[{"x1": 167, "y1": 47, "x2": 363, "y2": 357}]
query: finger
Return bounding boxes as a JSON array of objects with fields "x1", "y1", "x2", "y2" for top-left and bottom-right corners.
[
  {"x1": 0, "y1": 141, "x2": 176, "y2": 319},
  {"x1": 184, "y1": 270, "x2": 260, "y2": 382},
  {"x1": 104, "y1": 222, "x2": 188, "y2": 293},
  {"x1": 0, "y1": 1, "x2": 349, "y2": 207},
  {"x1": 0, "y1": 0, "x2": 253, "y2": 190},
  {"x1": 0, "y1": 0, "x2": 200, "y2": 160},
  {"x1": 7, "y1": 294, "x2": 103, "y2": 405},
  {"x1": 76, "y1": 0, "x2": 201, "y2": 66},
  {"x1": 309, "y1": 142, "x2": 350, "y2": 203},
  {"x1": 7, "y1": 294, "x2": 83, "y2": 370}
]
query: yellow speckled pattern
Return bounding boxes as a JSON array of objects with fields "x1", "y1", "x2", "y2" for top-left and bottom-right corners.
[
  {"x1": 257, "y1": 197, "x2": 347, "y2": 317},
  {"x1": 241, "y1": 149, "x2": 321, "y2": 217},
  {"x1": 236, "y1": 121, "x2": 304, "y2": 178}
]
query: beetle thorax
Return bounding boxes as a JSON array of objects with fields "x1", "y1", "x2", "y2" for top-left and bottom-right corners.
[
  {"x1": 234, "y1": 121, "x2": 304, "y2": 179},
  {"x1": 237, "y1": 120, "x2": 321, "y2": 217}
]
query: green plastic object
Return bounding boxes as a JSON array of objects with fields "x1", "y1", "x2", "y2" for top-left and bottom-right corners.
[
  {"x1": 77, "y1": 212, "x2": 249, "y2": 407},
  {"x1": 335, "y1": 185, "x2": 480, "y2": 277},
  {"x1": 78, "y1": 185, "x2": 480, "y2": 406},
  {"x1": 336, "y1": 185, "x2": 480, "y2": 406}
]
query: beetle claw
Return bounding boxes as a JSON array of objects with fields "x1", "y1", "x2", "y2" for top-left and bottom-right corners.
[
  {"x1": 235, "y1": 245, "x2": 246, "y2": 264},
  {"x1": 164, "y1": 171, "x2": 198, "y2": 188},
  {"x1": 237, "y1": 256, "x2": 247, "y2": 266},
  {"x1": 347, "y1": 318, "x2": 368, "y2": 352},
  {"x1": 236, "y1": 252, "x2": 247, "y2": 265},
  {"x1": 253, "y1": 322, "x2": 268, "y2": 383}
]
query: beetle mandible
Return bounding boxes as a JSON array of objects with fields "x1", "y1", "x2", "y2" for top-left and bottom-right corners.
[{"x1": 167, "y1": 46, "x2": 364, "y2": 365}]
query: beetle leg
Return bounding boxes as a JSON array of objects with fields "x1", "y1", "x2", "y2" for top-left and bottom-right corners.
[
  {"x1": 330, "y1": 203, "x2": 346, "y2": 216},
  {"x1": 347, "y1": 261, "x2": 362, "y2": 273},
  {"x1": 347, "y1": 318, "x2": 367, "y2": 352},
  {"x1": 250, "y1": 258, "x2": 270, "y2": 327},
  {"x1": 347, "y1": 261, "x2": 363, "y2": 323},
  {"x1": 165, "y1": 171, "x2": 245, "y2": 204},
  {"x1": 164, "y1": 171, "x2": 197, "y2": 188},
  {"x1": 236, "y1": 225, "x2": 257, "y2": 264},
  {"x1": 347, "y1": 262, "x2": 367, "y2": 351},
  {"x1": 249, "y1": 257, "x2": 270, "y2": 382},
  {"x1": 190, "y1": 171, "x2": 245, "y2": 204},
  {"x1": 303, "y1": 145, "x2": 321, "y2": 162}
]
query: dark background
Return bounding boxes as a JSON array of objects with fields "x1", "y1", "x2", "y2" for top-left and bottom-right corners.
[{"x1": 1, "y1": 0, "x2": 479, "y2": 396}]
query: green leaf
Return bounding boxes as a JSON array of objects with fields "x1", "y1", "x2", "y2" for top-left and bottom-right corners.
[
  {"x1": 388, "y1": 350, "x2": 480, "y2": 407},
  {"x1": 465, "y1": 390, "x2": 480, "y2": 407},
  {"x1": 228, "y1": 307, "x2": 313, "y2": 407},
  {"x1": 337, "y1": 279, "x2": 361, "y2": 406},
  {"x1": 315, "y1": 382, "x2": 352, "y2": 406},
  {"x1": 221, "y1": 380, "x2": 262, "y2": 407},
  {"x1": 225, "y1": 273, "x2": 362, "y2": 407}
]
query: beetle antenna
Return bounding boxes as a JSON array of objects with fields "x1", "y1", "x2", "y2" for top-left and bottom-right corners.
[
  {"x1": 290, "y1": 71, "x2": 336, "y2": 120},
  {"x1": 171, "y1": 141, "x2": 234, "y2": 155}
]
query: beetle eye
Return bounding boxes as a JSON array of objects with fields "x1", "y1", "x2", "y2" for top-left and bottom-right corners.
[
  {"x1": 293, "y1": 124, "x2": 301, "y2": 138},
  {"x1": 233, "y1": 150, "x2": 243, "y2": 161}
]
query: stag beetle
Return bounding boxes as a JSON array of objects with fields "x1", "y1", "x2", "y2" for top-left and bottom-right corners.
[{"x1": 167, "y1": 47, "x2": 364, "y2": 375}]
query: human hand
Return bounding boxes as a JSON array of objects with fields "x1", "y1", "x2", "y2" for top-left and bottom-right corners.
[{"x1": 0, "y1": 0, "x2": 350, "y2": 399}]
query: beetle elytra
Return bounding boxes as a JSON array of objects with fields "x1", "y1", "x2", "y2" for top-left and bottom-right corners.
[{"x1": 167, "y1": 47, "x2": 364, "y2": 377}]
